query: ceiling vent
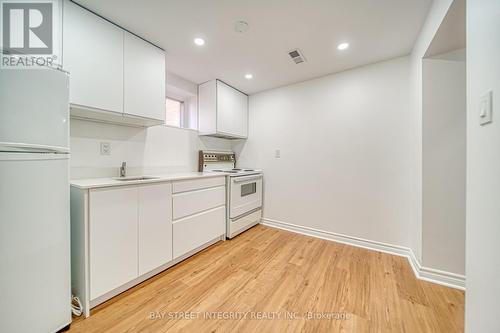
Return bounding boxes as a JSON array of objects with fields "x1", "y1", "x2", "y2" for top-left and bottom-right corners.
[{"x1": 288, "y1": 49, "x2": 306, "y2": 64}]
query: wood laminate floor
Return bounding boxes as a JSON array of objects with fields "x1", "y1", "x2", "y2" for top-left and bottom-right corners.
[{"x1": 69, "y1": 225, "x2": 464, "y2": 333}]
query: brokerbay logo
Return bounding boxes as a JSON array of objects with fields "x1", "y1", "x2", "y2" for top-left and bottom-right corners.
[{"x1": 1, "y1": 0, "x2": 57, "y2": 68}]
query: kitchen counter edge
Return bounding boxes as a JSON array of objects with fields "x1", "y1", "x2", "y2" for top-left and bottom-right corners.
[{"x1": 70, "y1": 172, "x2": 228, "y2": 189}]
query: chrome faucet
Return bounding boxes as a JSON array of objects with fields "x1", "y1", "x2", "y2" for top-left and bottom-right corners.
[{"x1": 119, "y1": 162, "x2": 127, "y2": 177}]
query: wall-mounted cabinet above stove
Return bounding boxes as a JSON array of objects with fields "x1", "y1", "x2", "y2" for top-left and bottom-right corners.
[
  {"x1": 62, "y1": 0, "x2": 165, "y2": 127},
  {"x1": 198, "y1": 80, "x2": 248, "y2": 139}
]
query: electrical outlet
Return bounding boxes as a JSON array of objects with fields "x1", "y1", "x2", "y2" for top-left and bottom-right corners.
[
  {"x1": 275, "y1": 149, "x2": 281, "y2": 158},
  {"x1": 100, "y1": 142, "x2": 111, "y2": 155}
]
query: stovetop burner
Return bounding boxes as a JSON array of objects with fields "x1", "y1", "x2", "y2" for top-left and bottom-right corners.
[
  {"x1": 210, "y1": 168, "x2": 260, "y2": 175},
  {"x1": 212, "y1": 168, "x2": 255, "y2": 173}
]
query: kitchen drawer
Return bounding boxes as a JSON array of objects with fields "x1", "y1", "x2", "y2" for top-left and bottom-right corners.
[
  {"x1": 229, "y1": 209, "x2": 262, "y2": 238},
  {"x1": 173, "y1": 186, "x2": 225, "y2": 220},
  {"x1": 173, "y1": 206, "x2": 225, "y2": 258},
  {"x1": 172, "y1": 176, "x2": 225, "y2": 193}
]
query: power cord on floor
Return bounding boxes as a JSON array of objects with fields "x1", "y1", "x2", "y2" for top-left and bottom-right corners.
[{"x1": 71, "y1": 295, "x2": 83, "y2": 317}]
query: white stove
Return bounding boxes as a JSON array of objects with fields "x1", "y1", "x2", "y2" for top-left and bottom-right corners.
[{"x1": 199, "y1": 150, "x2": 263, "y2": 238}]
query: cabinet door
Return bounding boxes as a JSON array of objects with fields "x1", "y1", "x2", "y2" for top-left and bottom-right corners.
[
  {"x1": 138, "y1": 183, "x2": 172, "y2": 275},
  {"x1": 198, "y1": 80, "x2": 217, "y2": 135},
  {"x1": 216, "y1": 81, "x2": 248, "y2": 138},
  {"x1": 63, "y1": 1, "x2": 124, "y2": 113},
  {"x1": 124, "y1": 32, "x2": 166, "y2": 121},
  {"x1": 89, "y1": 187, "x2": 138, "y2": 300}
]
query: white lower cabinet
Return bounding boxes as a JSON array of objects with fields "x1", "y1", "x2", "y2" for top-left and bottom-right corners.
[
  {"x1": 88, "y1": 183, "x2": 172, "y2": 300},
  {"x1": 138, "y1": 183, "x2": 172, "y2": 275},
  {"x1": 89, "y1": 187, "x2": 138, "y2": 300},
  {"x1": 172, "y1": 186, "x2": 225, "y2": 220},
  {"x1": 71, "y1": 176, "x2": 226, "y2": 317},
  {"x1": 172, "y1": 178, "x2": 226, "y2": 259},
  {"x1": 173, "y1": 206, "x2": 226, "y2": 258}
]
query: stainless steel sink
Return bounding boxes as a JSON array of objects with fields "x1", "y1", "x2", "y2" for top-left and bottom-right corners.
[{"x1": 112, "y1": 176, "x2": 160, "y2": 181}]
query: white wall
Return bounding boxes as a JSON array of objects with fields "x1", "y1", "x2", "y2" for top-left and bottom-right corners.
[
  {"x1": 70, "y1": 119, "x2": 231, "y2": 179},
  {"x1": 70, "y1": 120, "x2": 231, "y2": 179},
  {"x1": 234, "y1": 0, "x2": 465, "y2": 280},
  {"x1": 166, "y1": 71, "x2": 198, "y2": 129},
  {"x1": 422, "y1": 51, "x2": 466, "y2": 275},
  {"x1": 235, "y1": 56, "x2": 412, "y2": 247},
  {"x1": 70, "y1": 71, "x2": 232, "y2": 179},
  {"x1": 408, "y1": 0, "x2": 455, "y2": 262},
  {"x1": 466, "y1": 0, "x2": 500, "y2": 331}
]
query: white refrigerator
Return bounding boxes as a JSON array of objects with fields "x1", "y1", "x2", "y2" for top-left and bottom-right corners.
[{"x1": 0, "y1": 69, "x2": 72, "y2": 332}]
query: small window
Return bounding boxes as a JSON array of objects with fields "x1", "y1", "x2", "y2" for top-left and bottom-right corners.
[{"x1": 165, "y1": 97, "x2": 184, "y2": 127}]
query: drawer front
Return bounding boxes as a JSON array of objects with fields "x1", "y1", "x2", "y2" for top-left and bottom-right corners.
[
  {"x1": 173, "y1": 186, "x2": 225, "y2": 220},
  {"x1": 228, "y1": 209, "x2": 262, "y2": 238},
  {"x1": 172, "y1": 176, "x2": 225, "y2": 193},
  {"x1": 173, "y1": 206, "x2": 225, "y2": 258}
]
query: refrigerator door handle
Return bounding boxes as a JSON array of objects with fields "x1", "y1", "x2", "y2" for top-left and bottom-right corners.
[{"x1": 0, "y1": 142, "x2": 70, "y2": 154}]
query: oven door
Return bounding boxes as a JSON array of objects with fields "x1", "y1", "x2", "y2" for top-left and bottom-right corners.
[{"x1": 229, "y1": 174, "x2": 263, "y2": 219}]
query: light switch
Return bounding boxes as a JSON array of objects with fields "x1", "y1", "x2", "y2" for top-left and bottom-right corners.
[
  {"x1": 100, "y1": 142, "x2": 111, "y2": 155},
  {"x1": 479, "y1": 90, "x2": 493, "y2": 126}
]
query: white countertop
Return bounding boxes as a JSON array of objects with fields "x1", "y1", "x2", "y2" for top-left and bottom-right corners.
[{"x1": 70, "y1": 172, "x2": 227, "y2": 189}]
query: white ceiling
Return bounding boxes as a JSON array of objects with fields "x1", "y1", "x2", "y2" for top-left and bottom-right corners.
[
  {"x1": 74, "y1": 0, "x2": 432, "y2": 94},
  {"x1": 425, "y1": 0, "x2": 465, "y2": 58}
]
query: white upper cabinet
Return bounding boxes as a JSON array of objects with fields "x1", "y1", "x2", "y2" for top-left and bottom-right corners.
[
  {"x1": 63, "y1": 0, "x2": 123, "y2": 113},
  {"x1": 198, "y1": 80, "x2": 248, "y2": 138},
  {"x1": 217, "y1": 81, "x2": 248, "y2": 137},
  {"x1": 63, "y1": 1, "x2": 166, "y2": 127},
  {"x1": 124, "y1": 32, "x2": 166, "y2": 122},
  {"x1": 63, "y1": 1, "x2": 123, "y2": 113}
]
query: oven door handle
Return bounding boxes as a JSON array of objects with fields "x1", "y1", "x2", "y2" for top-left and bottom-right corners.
[{"x1": 232, "y1": 175, "x2": 262, "y2": 183}]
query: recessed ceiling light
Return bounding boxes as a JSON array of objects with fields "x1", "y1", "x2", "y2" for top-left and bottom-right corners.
[
  {"x1": 194, "y1": 38, "x2": 205, "y2": 46},
  {"x1": 337, "y1": 42, "x2": 349, "y2": 50},
  {"x1": 245, "y1": 73, "x2": 253, "y2": 79}
]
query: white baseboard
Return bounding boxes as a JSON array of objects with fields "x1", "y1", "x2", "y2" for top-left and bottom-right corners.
[{"x1": 261, "y1": 218, "x2": 465, "y2": 290}]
